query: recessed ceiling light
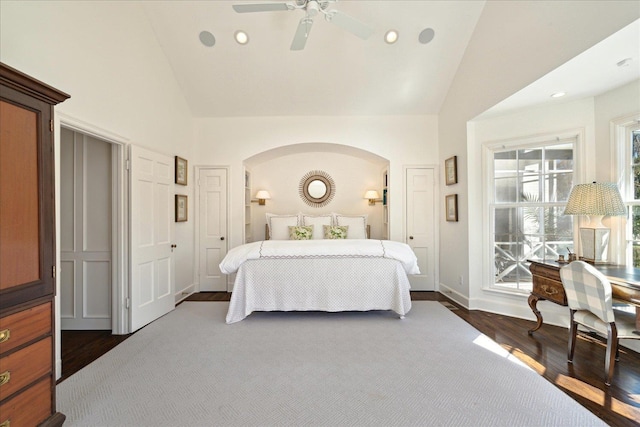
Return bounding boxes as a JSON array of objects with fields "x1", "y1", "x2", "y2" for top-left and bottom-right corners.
[
  {"x1": 418, "y1": 28, "x2": 435, "y2": 44},
  {"x1": 384, "y1": 30, "x2": 398, "y2": 44},
  {"x1": 199, "y1": 31, "x2": 216, "y2": 47},
  {"x1": 550, "y1": 92, "x2": 566, "y2": 98},
  {"x1": 235, "y1": 30, "x2": 249, "y2": 45}
]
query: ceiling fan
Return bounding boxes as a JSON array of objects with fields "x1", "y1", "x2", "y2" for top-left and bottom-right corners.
[{"x1": 232, "y1": 0, "x2": 374, "y2": 50}]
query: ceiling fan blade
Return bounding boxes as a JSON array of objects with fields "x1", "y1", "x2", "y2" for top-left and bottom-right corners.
[
  {"x1": 232, "y1": 3, "x2": 290, "y2": 13},
  {"x1": 326, "y1": 10, "x2": 373, "y2": 40},
  {"x1": 290, "y1": 17, "x2": 314, "y2": 51}
]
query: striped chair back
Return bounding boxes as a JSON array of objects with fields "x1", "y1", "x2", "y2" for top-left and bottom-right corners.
[{"x1": 559, "y1": 261, "x2": 615, "y2": 323}]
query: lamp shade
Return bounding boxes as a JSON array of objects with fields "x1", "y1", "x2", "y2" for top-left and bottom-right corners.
[
  {"x1": 364, "y1": 190, "x2": 380, "y2": 200},
  {"x1": 255, "y1": 190, "x2": 271, "y2": 200},
  {"x1": 563, "y1": 182, "x2": 626, "y2": 216}
]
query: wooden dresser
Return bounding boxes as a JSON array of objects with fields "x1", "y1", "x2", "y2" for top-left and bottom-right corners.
[{"x1": 0, "y1": 63, "x2": 69, "y2": 426}]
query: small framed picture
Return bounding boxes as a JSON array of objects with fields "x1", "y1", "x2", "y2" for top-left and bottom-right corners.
[
  {"x1": 175, "y1": 194, "x2": 187, "y2": 222},
  {"x1": 175, "y1": 156, "x2": 188, "y2": 186},
  {"x1": 445, "y1": 155, "x2": 457, "y2": 186},
  {"x1": 445, "y1": 194, "x2": 458, "y2": 222}
]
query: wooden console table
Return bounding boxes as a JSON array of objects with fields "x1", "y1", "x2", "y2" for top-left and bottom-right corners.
[{"x1": 527, "y1": 260, "x2": 640, "y2": 335}]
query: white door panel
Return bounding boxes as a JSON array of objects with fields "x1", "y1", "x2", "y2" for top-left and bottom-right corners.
[
  {"x1": 406, "y1": 167, "x2": 436, "y2": 290},
  {"x1": 130, "y1": 145, "x2": 174, "y2": 332},
  {"x1": 199, "y1": 168, "x2": 228, "y2": 291},
  {"x1": 60, "y1": 129, "x2": 112, "y2": 330}
]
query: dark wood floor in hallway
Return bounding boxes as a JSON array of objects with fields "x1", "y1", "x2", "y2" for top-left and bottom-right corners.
[{"x1": 60, "y1": 291, "x2": 640, "y2": 426}]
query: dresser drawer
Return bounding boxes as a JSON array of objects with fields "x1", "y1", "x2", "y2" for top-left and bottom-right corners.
[
  {"x1": 0, "y1": 376, "x2": 51, "y2": 427},
  {"x1": 0, "y1": 336, "x2": 51, "y2": 401},
  {"x1": 0, "y1": 301, "x2": 51, "y2": 354},
  {"x1": 532, "y1": 276, "x2": 567, "y2": 305}
]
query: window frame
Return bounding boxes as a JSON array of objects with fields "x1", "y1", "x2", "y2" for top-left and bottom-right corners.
[
  {"x1": 483, "y1": 130, "x2": 582, "y2": 294},
  {"x1": 612, "y1": 113, "x2": 640, "y2": 266}
]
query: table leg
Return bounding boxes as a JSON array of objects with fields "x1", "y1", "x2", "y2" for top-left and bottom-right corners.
[
  {"x1": 636, "y1": 307, "x2": 640, "y2": 332},
  {"x1": 528, "y1": 294, "x2": 544, "y2": 335}
]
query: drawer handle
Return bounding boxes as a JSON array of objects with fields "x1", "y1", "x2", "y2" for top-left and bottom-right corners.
[
  {"x1": 0, "y1": 329, "x2": 9, "y2": 343},
  {"x1": 0, "y1": 371, "x2": 10, "y2": 387},
  {"x1": 0, "y1": 420, "x2": 9, "y2": 427},
  {"x1": 541, "y1": 286, "x2": 558, "y2": 296}
]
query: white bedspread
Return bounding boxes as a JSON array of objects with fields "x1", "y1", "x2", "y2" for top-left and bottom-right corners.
[
  {"x1": 225, "y1": 257, "x2": 412, "y2": 324},
  {"x1": 220, "y1": 240, "x2": 419, "y2": 324},
  {"x1": 219, "y1": 239, "x2": 420, "y2": 275}
]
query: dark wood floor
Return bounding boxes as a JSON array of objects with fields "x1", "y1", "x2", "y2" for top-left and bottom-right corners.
[{"x1": 60, "y1": 292, "x2": 640, "y2": 426}]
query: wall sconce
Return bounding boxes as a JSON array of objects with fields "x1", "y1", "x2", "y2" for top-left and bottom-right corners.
[
  {"x1": 252, "y1": 190, "x2": 271, "y2": 206},
  {"x1": 564, "y1": 182, "x2": 626, "y2": 263},
  {"x1": 364, "y1": 190, "x2": 382, "y2": 206}
]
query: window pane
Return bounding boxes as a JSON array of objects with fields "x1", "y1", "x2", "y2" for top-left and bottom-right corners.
[
  {"x1": 545, "y1": 144, "x2": 573, "y2": 173},
  {"x1": 519, "y1": 149, "x2": 542, "y2": 176},
  {"x1": 520, "y1": 174, "x2": 541, "y2": 203},
  {"x1": 544, "y1": 172, "x2": 573, "y2": 202},
  {"x1": 491, "y1": 140, "x2": 574, "y2": 292},
  {"x1": 633, "y1": 131, "x2": 640, "y2": 163},
  {"x1": 634, "y1": 165, "x2": 640, "y2": 200},
  {"x1": 495, "y1": 177, "x2": 518, "y2": 203},
  {"x1": 632, "y1": 206, "x2": 640, "y2": 240}
]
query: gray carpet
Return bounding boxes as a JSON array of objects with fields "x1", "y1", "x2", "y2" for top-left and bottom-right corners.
[{"x1": 57, "y1": 302, "x2": 605, "y2": 426}]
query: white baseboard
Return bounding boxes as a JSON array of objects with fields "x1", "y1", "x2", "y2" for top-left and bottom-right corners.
[
  {"x1": 438, "y1": 283, "x2": 469, "y2": 308},
  {"x1": 175, "y1": 283, "x2": 196, "y2": 304}
]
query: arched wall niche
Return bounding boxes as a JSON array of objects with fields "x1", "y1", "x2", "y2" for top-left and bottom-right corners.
[
  {"x1": 244, "y1": 142, "x2": 389, "y2": 240},
  {"x1": 244, "y1": 142, "x2": 388, "y2": 168}
]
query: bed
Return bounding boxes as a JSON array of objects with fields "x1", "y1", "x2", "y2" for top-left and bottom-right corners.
[{"x1": 219, "y1": 239, "x2": 420, "y2": 324}]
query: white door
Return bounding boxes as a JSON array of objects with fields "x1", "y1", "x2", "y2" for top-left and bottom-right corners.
[
  {"x1": 129, "y1": 145, "x2": 174, "y2": 332},
  {"x1": 60, "y1": 128, "x2": 112, "y2": 330},
  {"x1": 198, "y1": 168, "x2": 228, "y2": 291},
  {"x1": 406, "y1": 167, "x2": 436, "y2": 290}
]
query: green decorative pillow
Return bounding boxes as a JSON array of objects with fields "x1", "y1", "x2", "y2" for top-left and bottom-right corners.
[
  {"x1": 323, "y1": 225, "x2": 348, "y2": 239},
  {"x1": 289, "y1": 225, "x2": 313, "y2": 240}
]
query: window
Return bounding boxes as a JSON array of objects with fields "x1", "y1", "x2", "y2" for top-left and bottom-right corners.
[
  {"x1": 489, "y1": 138, "x2": 575, "y2": 292},
  {"x1": 625, "y1": 126, "x2": 640, "y2": 266}
]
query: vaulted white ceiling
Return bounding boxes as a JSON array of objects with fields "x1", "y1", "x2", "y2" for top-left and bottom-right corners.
[
  {"x1": 141, "y1": 1, "x2": 639, "y2": 119},
  {"x1": 141, "y1": 0, "x2": 485, "y2": 117}
]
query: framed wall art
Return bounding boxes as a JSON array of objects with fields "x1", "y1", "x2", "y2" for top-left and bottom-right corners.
[
  {"x1": 175, "y1": 194, "x2": 187, "y2": 222},
  {"x1": 445, "y1": 194, "x2": 458, "y2": 222},
  {"x1": 445, "y1": 155, "x2": 457, "y2": 185},
  {"x1": 175, "y1": 156, "x2": 188, "y2": 185}
]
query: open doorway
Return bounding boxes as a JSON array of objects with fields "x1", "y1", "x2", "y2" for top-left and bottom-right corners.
[{"x1": 59, "y1": 127, "x2": 114, "y2": 330}]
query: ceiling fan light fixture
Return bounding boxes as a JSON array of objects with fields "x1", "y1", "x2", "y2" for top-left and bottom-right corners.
[
  {"x1": 384, "y1": 29, "x2": 399, "y2": 44},
  {"x1": 234, "y1": 30, "x2": 249, "y2": 45}
]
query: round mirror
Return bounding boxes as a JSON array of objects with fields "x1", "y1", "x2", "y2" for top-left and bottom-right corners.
[
  {"x1": 307, "y1": 180, "x2": 327, "y2": 199},
  {"x1": 299, "y1": 170, "x2": 335, "y2": 208}
]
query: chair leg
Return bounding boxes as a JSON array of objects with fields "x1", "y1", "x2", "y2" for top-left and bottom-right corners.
[
  {"x1": 568, "y1": 310, "x2": 577, "y2": 362},
  {"x1": 605, "y1": 322, "x2": 618, "y2": 386}
]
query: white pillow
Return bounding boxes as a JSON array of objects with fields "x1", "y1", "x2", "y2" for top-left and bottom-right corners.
[
  {"x1": 301, "y1": 214, "x2": 333, "y2": 240},
  {"x1": 266, "y1": 213, "x2": 300, "y2": 240},
  {"x1": 334, "y1": 214, "x2": 368, "y2": 239}
]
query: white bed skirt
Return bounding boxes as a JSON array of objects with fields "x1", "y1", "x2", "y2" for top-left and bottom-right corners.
[{"x1": 226, "y1": 257, "x2": 412, "y2": 324}]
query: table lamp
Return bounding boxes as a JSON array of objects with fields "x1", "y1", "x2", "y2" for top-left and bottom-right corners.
[{"x1": 563, "y1": 182, "x2": 626, "y2": 263}]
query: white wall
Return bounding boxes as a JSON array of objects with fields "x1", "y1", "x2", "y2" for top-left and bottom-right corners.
[
  {"x1": 194, "y1": 115, "x2": 438, "y2": 250},
  {"x1": 0, "y1": 1, "x2": 195, "y2": 374},
  {"x1": 469, "y1": 97, "x2": 595, "y2": 321},
  {"x1": 438, "y1": 1, "x2": 640, "y2": 307},
  {"x1": 249, "y1": 151, "x2": 387, "y2": 240},
  {"x1": 465, "y1": 83, "x2": 640, "y2": 355}
]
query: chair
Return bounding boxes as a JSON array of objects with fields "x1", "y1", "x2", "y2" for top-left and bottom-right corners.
[{"x1": 559, "y1": 261, "x2": 639, "y2": 386}]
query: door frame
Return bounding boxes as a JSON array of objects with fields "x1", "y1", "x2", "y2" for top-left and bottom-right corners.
[
  {"x1": 56, "y1": 113, "x2": 129, "y2": 336},
  {"x1": 194, "y1": 165, "x2": 231, "y2": 292},
  {"x1": 403, "y1": 164, "x2": 440, "y2": 290}
]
